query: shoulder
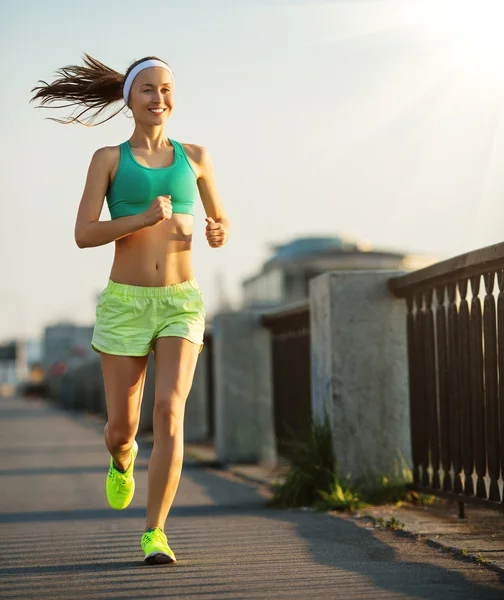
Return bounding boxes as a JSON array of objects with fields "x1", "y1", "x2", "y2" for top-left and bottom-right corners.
[
  {"x1": 88, "y1": 145, "x2": 121, "y2": 176},
  {"x1": 180, "y1": 143, "x2": 212, "y2": 175},
  {"x1": 90, "y1": 145, "x2": 121, "y2": 167},
  {"x1": 180, "y1": 143, "x2": 213, "y2": 179}
]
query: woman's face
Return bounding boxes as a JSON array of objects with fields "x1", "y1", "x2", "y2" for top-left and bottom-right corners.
[{"x1": 129, "y1": 67, "x2": 174, "y2": 125}]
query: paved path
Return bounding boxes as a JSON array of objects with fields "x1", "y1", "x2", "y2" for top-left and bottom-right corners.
[{"x1": 1, "y1": 396, "x2": 503, "y2": 600}]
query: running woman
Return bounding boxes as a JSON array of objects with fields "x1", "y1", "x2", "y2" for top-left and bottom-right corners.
[{"x1": 31, "y1": 54, "x2": 230, "y2": 564}]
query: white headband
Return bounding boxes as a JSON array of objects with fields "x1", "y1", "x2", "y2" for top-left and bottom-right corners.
[{"x1": 123, "y1": 59, "x2": 175, "y2": 104}]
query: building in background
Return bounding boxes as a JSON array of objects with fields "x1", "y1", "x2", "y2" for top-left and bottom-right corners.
[
  {"x1": 42, "y1": 323, "x2": 94, "y2": 371},
  {"x1": 242, "y1": 235, "x2": 439, "y2": 310},
  {"x1": 25, "y1": 338, "x2": 42, "y2": 369},
  {"x1": 0, "y1": 340, "x2": 29, "y2": 395}
]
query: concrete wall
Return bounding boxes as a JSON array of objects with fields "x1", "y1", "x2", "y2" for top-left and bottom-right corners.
[
  {"x1": 47, "y1": 344, "x2": 210, "y2": 444},
  {"x1": 138, "y1": 353, "x2": 156, "y2": 433},
  {"x1": 310, "y1": 270, "x2": 411, "y2": 486},
  {"x1": 213, "y1": 311, "x2": 276, "y2": 466},
  {"x1": 138, "y1": 348, "x2": 209, "y2": 443},
  {"x1": 184, "y1": 344, "x2": 209, "y2": 443},
  {"x1": 45, "y1": 269, "x2": 412, "y2": 481},
  {"x1": 54, "y1": 353, "x2": 104, "y2": 414}
]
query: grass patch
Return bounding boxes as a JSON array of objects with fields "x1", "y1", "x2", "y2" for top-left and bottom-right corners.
[
  {"x1": 385, "y1": 517, "x2": 405, "y2": 531},
  {"x1": 316, "y1": 474, "x2": 364, "y2": 512},
  {"x1": 269, "y1": 417, "x2": 334, "y2": 508},
  {"x1": 270, "y1": 415, "x2": 438, "y2": 512},
  {"x1": 408, "y1": 490, "x2": 439, "y2": 506},
  {"x1": 366, "y1": 516, "x2": 406, "y2": 531}
]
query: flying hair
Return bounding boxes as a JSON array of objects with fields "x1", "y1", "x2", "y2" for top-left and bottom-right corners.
[{"x1": 30, "y1": 53, "x2": 171, "y2": 127}]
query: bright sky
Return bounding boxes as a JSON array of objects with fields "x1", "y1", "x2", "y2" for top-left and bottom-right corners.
[{"x1": 2, "y1": 0, "x2": 504, "y2": 343}]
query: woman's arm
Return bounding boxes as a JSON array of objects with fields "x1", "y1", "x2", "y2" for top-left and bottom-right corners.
[
  {"x1": 74, "y1": 147, "x2": 149, "y2": 248},
  {"x1": 184, "y1": 144, "x2": 231, "y2": 247}
]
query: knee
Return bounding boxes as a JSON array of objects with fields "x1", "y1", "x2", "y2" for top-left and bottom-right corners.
[
  {"x1": 106, "y1": 421, "x2": 138, "y2": 449},
  {"x1": 153, "y1": 395, "x2": 185, "y2": 436}
]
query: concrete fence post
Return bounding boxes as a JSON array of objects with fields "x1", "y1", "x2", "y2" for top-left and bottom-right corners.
[
  {"x1": 310, "y1": 270, "x2": 411, "y2": 485},
  {"x1": 137, "y1": 347, "x2": 210, "y2": 442},
  {"x1": 213, "y1": 311, "x2": 277, "y2": 466},
  {"x1": 139, "y1": 354, "x2": 156, "y2": 433},
  {"x1": 184, "y1": 344, "x2": 209, "y2": 443}
]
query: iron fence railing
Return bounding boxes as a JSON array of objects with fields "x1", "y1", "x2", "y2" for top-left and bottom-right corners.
[
  {"x1": 203, "y1": 328, "x2": 214, "y2": 440},
  {"x1": 390, "y1": 242, "x2": 504, "y2": 514},
  {"x1": 261, "y1": 301, "x2": 311, "y2": 452}
]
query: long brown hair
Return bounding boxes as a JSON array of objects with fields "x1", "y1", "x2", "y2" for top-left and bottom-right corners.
[{"x1": 30, "y1": 53, "x2": 170, "y2": 126}]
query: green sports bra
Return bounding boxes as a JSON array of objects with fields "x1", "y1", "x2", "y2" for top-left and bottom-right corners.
[{"x1": 106, "y1": 139, "x2": 198, "y2": 220}]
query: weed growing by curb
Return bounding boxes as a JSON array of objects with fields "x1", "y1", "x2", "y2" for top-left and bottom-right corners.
[
  {"x1": 385, "y1": 517, "x2": 406, "y2": 531},
  {"x1": 269, "y1": 414, "x2": 437, "y2": 512},
  {"x1": 364, "y1": 515, "x2": 406, "y2": 531},
  {"x1": 269, "y1": 417, "x2": 335, "y2": 508}
]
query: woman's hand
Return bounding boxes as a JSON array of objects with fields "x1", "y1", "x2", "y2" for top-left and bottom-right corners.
[
  {"x1": 143, "y1": 196, "x2": 172, "y2": 226},
  {"x1": 205, "y1": 217, "x2": 229, "y2": 248}
]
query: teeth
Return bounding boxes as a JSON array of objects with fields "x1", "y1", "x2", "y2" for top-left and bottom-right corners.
[{"x1": 150, "y1": 109, "x2": 164, "y2": 113}]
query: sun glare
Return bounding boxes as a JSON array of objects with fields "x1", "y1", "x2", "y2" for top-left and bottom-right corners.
[
  {"x1": 297, "y1": 0, "x2": 504, "y2": 78},
  {"x1": 419, "y1": 0, "x2": 504, "y2": 74}
]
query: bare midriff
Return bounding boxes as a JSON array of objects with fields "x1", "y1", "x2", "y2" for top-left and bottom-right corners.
[{"x1": 109, "y1": 213, "x2": 195, "y2": 287}]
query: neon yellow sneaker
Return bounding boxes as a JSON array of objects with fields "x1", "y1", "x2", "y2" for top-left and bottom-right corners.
[
  {"x1": 141, "y1": 528, "x2": 177, "y2": 565},
  {"x1": 106, "y1": 440, "x2": 138, "y2": 510}
]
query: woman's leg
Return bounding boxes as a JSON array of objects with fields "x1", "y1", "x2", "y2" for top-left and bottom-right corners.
[
  {"x1": 146, "y1": 336, "x2": 200, "y2": 530},
  {"x1": 100, "y1": 353, "x2": 150, "y2": 470}
]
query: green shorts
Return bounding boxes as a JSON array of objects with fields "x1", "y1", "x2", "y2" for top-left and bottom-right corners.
[{"x1": 91, "y1": 278, "x2": 206, "y2": 356}]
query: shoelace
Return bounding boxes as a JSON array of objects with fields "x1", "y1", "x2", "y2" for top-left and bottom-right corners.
[
  {"x1": 143, "y1": 528, "x2": 167, "y2": 547},
  {"x1": 109, "y1": 465, "x2": 130, "y2": 489}
]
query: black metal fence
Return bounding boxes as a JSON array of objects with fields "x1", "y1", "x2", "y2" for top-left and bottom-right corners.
[
  {"x1": 261, "y1": 301, "x2": 311, "y2": 453},
  {"x1": 389, "y1": 243, "x2": 504, "y2": 513},
  {"x1": 203, "y1": 328, "x2": 215, "y2": 440}
]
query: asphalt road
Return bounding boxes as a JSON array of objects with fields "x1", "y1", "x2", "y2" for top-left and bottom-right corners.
[{"x1": 1, "y1": 396, "x2": 503, "y2": 600}]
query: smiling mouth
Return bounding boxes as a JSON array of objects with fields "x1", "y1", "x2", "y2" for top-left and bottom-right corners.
[{"x1": 149, "y1": 108, "x2": 166, "y2": 114}]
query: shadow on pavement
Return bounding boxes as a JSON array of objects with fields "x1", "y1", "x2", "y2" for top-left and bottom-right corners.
[
  {"x1": 2, "y1": 397, "x2": 503, "y2": 599},
  {"x1": 0, "y1": 502, "x2": 274, "y2": 525},
  {"x1": 0, "y1": 464, "x2": 150, "y2": 477},
  {"x1": 182, "y1": 462, "x2": 504, "y2": 600}
]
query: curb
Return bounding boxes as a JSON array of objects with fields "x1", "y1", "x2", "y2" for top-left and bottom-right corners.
[
  {"x1": 184, "y1": 447, "x2": 277, "y2": 489},
  {"x1": 184, "y1": 442, "x2": 504, "y2": 576},
  {"x1": 227, "y1": 467, "x2": 274, "y2": 488},
  {"x1": 355, "y1": 512, "x2": 504, "y2": 576}
]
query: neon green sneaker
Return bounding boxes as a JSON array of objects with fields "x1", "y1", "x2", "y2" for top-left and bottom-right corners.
[
  {"x1": 106, "y1": 440, "x2": 138, "y2": 510},
  {"x1": 141, "y1": 528, "x2": 177, "y2": 565}
]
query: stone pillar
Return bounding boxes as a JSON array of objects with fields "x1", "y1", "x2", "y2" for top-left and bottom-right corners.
[
  {"x1": 310, "y1": 270, "x2": 411, "y2": 485},
  {"x1": 184, "y1": 344, "x2": 209, "y2": 442},
  {"x1": 81, "y1": 354, "x2": 103, "y2": 414},
  {"x1": 137, "y1": 348, "x2": 210, "y2": 442},
  {"x1": 213, "y1": 311, "x2": 276, "y2": 466},
  {"x1": 138, "y1": 353, "x2": 156, "y2": 433}
]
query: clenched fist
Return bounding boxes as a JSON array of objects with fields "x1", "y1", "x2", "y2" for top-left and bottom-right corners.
[
  {"x1": 205, "y1": 217, "x2": 229, "y2": 248},
  {"x1": 143, "y1": 195, "x2": 172, "y2": 226}
]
